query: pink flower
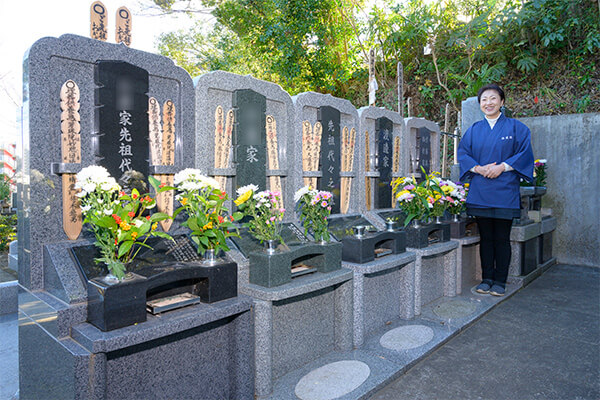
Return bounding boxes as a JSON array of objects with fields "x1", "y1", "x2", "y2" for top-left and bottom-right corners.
[
  {"x1": 327, "y1": 206, "x2": 331, "y2": 211},
  {"x1": 404, "y1": 184, "x2": 415, "y2": 190},
  {"x1": 270, "y1": 216, "x2": 276, "y2": 222},
  {"x1": 321, "y1": 201, "x2": 328, "y2": 207}
]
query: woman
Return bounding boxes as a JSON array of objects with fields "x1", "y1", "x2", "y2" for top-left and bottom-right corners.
[{"x1": 458, "y1": 84, "x2": 534, "y2": 296}]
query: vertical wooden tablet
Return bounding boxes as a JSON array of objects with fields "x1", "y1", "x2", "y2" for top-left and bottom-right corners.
[
  {"x1": 340, "y1": 126, "x2": 349, "y2": 213},
  {"x1": 213, "y1": 106, "x2": 225, "y2": 190},
  {"x1": 90, "y1": 1, "x2": 108, "y2": 41},
  {"x1": 217, "y1": 109, "x2": 234, "y2": 192},
  {"x1": 392, "y1": 136, "x2": 401, "y2": 173},
  {"x1": 365, "y1": 131, "x2": 371, "y2": 210},
  {"x1": 342, "y1": 127, "x2": 356, "y2": 214},
  {"x1": 266, "y1": 116, "x2": 283, "y2": 205},
  {"x1": 159, "y1": 100, "x2": 175, "y2": 232},
  {"x1": 60, "y1": 80, "x2": 82, "y2": 240},
  {"x1": 115, "y1": 6, "x2": 132, "y2": 46},
  {"x1": 148, "y1": 97, "x2": 162, "y2": 165},
  {"x1": 302, "y1": 121, "x2": 312, "y2": 187},
  {"x1": 311, "y1": 121, "x2": 322, "y2": 188}
]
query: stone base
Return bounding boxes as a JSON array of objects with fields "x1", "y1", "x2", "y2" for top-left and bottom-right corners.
[
  {"x1": 19, "y1": 290, "x2": 254, "y2": 400},
  {"x1": 0, "y1": 281, "x2": 17, "y2": 315},
  {"x1": 240, "y1": 268, "x2": 353, "y2": 397},
  {"x1": 341, "y1": 230, "x2": 406, "y2": 264},
  {"x1": 409, "y1": 241, "x2": 459, "y2": 316},
  {"x1": 509, "y1": 221, "x2": 541, "y2": 277},
  {"x1": 507, "y1": 257, "x2": 557, "y2": 288},
  {"x1": 343, "y1": 251, "x2": 416, "y2": 347},
  {"x1": 452, "y1": 236, "x2": 481, "y2": 295}
]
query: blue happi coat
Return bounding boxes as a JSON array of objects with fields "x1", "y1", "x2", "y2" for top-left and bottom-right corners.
[{"x1": 458, "y1": 114, "x2": 534, "y2": 211}]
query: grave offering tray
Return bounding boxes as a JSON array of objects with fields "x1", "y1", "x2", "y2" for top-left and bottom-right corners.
[
  {"x1": 248, "y1": 241, "x2": 342, "y2": 288},
  {"x1": 329, "y1": 215, "x2": 406, "y2": 264},
  {"x1": 377, "y1": 210, "x2": 450, "y2": 249},
  {"x1": 71, "y1": 235, "x2": 237, "y2": 331},
  {"x1": 448, "y1": 216, "x2": 478, "y2": 238}
]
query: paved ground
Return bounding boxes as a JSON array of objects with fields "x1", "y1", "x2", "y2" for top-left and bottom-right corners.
[
  {"x1": 370, "y1": 264, "x2": 600, "y2": 400},
  {"x1": 0, "y1": 313, "x2": 18, "y2": 400}
]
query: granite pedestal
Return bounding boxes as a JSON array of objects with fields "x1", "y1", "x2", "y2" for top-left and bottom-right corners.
[
  {"x1": 410, "y1": 241, "x2": 459, "y2": 316},
  {"x1": 240, "y1": 268, "x2": 354, "y2": 397},
  {"x1": 452, "y1": 236, "x2": 481, "y2": 295},
  {"x1": 20, "y1": 289, "x2": 254, "y2": 400},
  {"x1": 343, "y1": 251, "x2": 416, "y2": 347},
  {"x1": 508, "y1": 221, "x2": 541, "y2": 278}
]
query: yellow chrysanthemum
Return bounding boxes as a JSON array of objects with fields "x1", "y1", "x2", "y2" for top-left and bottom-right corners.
[
  {"x1": 441, "y1": 186, "x2": 453, "y2": 194},
  {"x1": 180, "y1": 197, "x2": 188, "y2": 206},
  {"x1": 234, "y1": 190, "x2": 252, "y2": 206}
]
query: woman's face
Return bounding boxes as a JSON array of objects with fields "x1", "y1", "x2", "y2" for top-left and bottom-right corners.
[{"x1": 479, "y1": 89, "x2": 504, "y2": 119}]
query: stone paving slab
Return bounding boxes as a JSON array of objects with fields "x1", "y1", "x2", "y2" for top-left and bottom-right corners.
[
  {"x1": 0, "y1": 313, "x2": 18, "y2": 400},
  {"x1": 261, "y1": 349, "x2": 400, "y2": 400}
]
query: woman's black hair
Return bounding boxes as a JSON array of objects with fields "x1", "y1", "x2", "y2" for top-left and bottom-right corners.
[{"x1": 477, "y1": 84, "x2": 505, "y2": 103}]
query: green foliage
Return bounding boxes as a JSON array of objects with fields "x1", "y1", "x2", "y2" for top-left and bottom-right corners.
[
  {"x1": 153, "y1": 0, "x2": 600, "y2": 118},
  {"x1": 0, "y1": 174, "x2": 13, "y2": 204},
  {"x1": 0, "y1": 214, "x2": 16, "y2": 252}
]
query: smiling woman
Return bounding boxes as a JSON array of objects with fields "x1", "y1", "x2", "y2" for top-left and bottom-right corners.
[{"x1": 457, "y1": 83, "x2": 534, "y2": 297}]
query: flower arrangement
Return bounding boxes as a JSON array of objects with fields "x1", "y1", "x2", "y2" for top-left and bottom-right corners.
[
  {"x1": 171, "y1": 168, "x2": 243, "y2": 255},
  {"x1": 234, "y1": 185, "x2": 285, "y2": 244},
  {"x1": 534, "y1": 159, "x2": 547, "y2": 187},
  {"x1": 294, "y1": 186, "x2": 334, "y2": 242},
  {"x1": 441, "y1": 181, "x2": 468, "y2": 215},
  {"x1": 391, "y1": 169, "x2": 469, "y2": 225},
  {"x1": 76, "y1": 166, "x2": 171, "y2": 280},
  {"x1": 391, "y1": 176, "x2": 429, "y2": 226}
]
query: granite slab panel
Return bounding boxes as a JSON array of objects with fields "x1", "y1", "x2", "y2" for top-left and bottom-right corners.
[
  {"x1": 510, "y1": 221, "x2": 541, "y2": 242},
  {"x1": 71, "y1": 295, "x2": 253, "y2": 353},
  {"x1": 0, "y1": 281, "x2": 18, "y2": 315},
  {"x1": 240, "y1": 268, "x2": 353, "y2": 301},
  {"x1": 540, "y1": 216, "x2": 557, "y2": 234}
]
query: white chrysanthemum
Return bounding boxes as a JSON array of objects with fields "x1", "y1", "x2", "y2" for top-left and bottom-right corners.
[
  {"x1": 237, "y1": 184, "x2": 259, "y2": 197},
  {"x1": 294, "y1": 186, "x2": 311, "y2": 203},
  {"x1": 80, "y1": 205, "x2": 91, "y2": 212},
  {"x1": 200, "y1": 176, "x2": 220, "y2": 190},
  {"x1": 174, "y1": 168, "x2": 203, "y2": 186}
]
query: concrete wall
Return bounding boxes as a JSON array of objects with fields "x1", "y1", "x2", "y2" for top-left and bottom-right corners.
[{"x1": 519, "y1": 113, "x2": 600, "y2": 267}]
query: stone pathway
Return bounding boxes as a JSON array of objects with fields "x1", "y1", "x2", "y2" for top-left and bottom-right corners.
[{"x1": 370, "y1": 264, "x2": 600, "y2": 400}]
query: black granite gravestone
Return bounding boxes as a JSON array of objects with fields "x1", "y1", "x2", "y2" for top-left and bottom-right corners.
[
  {"x1": 417, "y1": 127, "x2": 431, "y2": 175},
  {"x1": 327, "y1": 215, "x2": 374, "y2": 240},
  {"x1": 233, "y1": 89, "x2": 267, "y2": 191},
  {"x1": 317, "y1": 106, "x2": 341, "y2": 214},
  {"x1": 376, "y1": 117, "x2": 393, "y2": 209},
  {"x1": 95, "y1": 61, "x2": 149, "y2": 181}
]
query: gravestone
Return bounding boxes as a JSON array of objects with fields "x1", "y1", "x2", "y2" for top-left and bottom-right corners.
[
  {"x1": 18, "y1": 34, "x2": 253, "y2": 399},
  {"x1": 194, "y1": 71, "x2": 295, "y2": 219},
  {"x1": 403, "y1": 118, "x2": 441, "y2": 178},
  {"x1": 358, "y1": 107, "x2": 404, "y2": 210},
  {"x1": 233, "y1": 89, "x2": 267, "y2": 191},
  {"x1": 318, "y1": 106, "x2": 342, "y2": 213},
  {"x1": 95, "y1": 61, "x2": 149, "y2": 179},
  {"x1": 292, "y1": 92, "x2": 362, "y2": 214},
  {"x1": 461, "y1": 96, "x2": 484, "y2": 133}
]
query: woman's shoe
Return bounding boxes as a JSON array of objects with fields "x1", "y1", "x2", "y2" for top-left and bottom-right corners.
[
  {"x1": 475, "y1": 282, "x2": 491, "y2": 294},
  {"x1": 490, "y1": 285, "x2": 505, "y2": 296}
]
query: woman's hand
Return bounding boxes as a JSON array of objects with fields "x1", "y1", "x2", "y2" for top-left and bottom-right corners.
[{"x1": 483, "y1": 163, "x2": 504, "y2": 179}]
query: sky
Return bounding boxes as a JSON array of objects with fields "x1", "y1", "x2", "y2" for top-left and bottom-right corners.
[{"x1": 0, "y1": 0, "x2": 198, "y2": 145}]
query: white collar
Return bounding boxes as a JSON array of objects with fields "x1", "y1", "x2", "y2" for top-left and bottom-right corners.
[{"x1": 485, "y1": 113, "x2": 502, "y2": 128}]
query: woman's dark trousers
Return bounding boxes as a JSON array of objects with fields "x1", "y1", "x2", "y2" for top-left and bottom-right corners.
[{"x1": 476, "y1": 217, "x2": 513, "y2": 288}]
